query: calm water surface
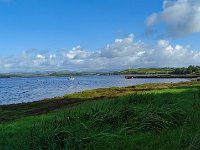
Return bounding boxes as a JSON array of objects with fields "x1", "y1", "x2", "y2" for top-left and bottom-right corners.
[{"x1": 0, "y1": 76, "x2": 190, "y2": 105}]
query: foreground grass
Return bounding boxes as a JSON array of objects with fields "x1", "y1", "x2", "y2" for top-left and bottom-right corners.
[{"x1": 1, "y1": 81, "x2": 200, "y2": 149}]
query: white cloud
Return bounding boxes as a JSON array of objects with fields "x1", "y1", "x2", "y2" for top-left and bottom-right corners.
[
  {"x1": 146, "y1": 0, "x2": 200, "y2": 37},
  {"x1": 36, "y1": 54, "x2": 45, "y2": 59},
  {"x1": 0, "y1": 33, "x2": 200, "y2": 73}
]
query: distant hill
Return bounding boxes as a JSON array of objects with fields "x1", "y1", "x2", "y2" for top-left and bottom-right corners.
[
  {"x1": 1, "y1": 65, "x2": 200, "y2": 78},
  {"x1": 120, "y1": 68, "x2": 174, "y2": 75},
  {"x1": 120, "y1": 65, "x2": 200, "y2": 75}
]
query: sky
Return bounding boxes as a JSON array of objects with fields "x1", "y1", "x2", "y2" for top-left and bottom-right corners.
[{"x1": 0, "y1": 0, "x2": 200, "y2": 72}]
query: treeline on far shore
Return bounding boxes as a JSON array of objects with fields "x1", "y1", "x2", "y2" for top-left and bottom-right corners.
[{"x1": 172, "y1": 65, "x2": 200, "y2": 74}]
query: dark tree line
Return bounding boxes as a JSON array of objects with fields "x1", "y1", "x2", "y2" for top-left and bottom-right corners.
[{"x1": 172, "y1": 65, "x2": 200, "y2": 74}]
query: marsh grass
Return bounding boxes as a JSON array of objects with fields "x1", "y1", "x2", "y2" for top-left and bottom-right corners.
[{"x1": 1, "y1": 82, "x2": 200, "y2": 149}]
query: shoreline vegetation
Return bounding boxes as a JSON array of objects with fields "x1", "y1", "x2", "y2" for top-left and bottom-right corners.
[
  {"x1": 1, "y1": 81, "x2": 200, "y2": 149},
  {"x1": 0, "y1": 81, "x2": 197, "y2": 122}
]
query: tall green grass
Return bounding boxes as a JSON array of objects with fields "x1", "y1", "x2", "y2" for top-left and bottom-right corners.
[{"x1": 1, "y1": 87, "x2": 200, "y2": 149}]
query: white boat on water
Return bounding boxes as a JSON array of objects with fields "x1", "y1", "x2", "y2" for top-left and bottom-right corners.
[{"x1": 68, "y1": 77, "x2": 75, "y2": 80}]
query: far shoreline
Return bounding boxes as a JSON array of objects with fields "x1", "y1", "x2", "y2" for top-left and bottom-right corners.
[{"x1": 0, "y1": 74, "x2": 199, "y2": 79}]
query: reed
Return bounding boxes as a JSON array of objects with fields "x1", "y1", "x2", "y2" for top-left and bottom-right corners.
[{"x1": 1, "y1": 82, "x2": 200, "y2": 149}]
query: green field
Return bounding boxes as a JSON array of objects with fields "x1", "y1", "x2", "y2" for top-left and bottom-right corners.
[
  {"x1": 1, "y1": 81, "x2": 200, "y2": 149},
  {"x1": 121, "y1": 68, "x2": 174, "y2": 74},
  {"x1": 120, "y1": 66, "x2": 200, "y2": 75}
]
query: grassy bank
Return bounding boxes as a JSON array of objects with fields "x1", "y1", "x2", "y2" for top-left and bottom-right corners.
[{"x1": 1, "y1": 81, "x2": 200, "y2": 149}]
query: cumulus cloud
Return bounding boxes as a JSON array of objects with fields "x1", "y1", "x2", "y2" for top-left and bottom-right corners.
[
  {"x1": 146, "y1": 0, "x2": 200, "y2": 37},
  {"x1": 0, "y1": 33, "x2": 200, "y2": 73}
]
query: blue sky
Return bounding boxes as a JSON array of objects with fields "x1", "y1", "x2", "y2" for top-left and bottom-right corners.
[
  {"x1": 0, "y1": 0, "x2": 200, "y2": 72},
  {"x1": 0, "y1": 0, "x2": 163, "y2": 55}
]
